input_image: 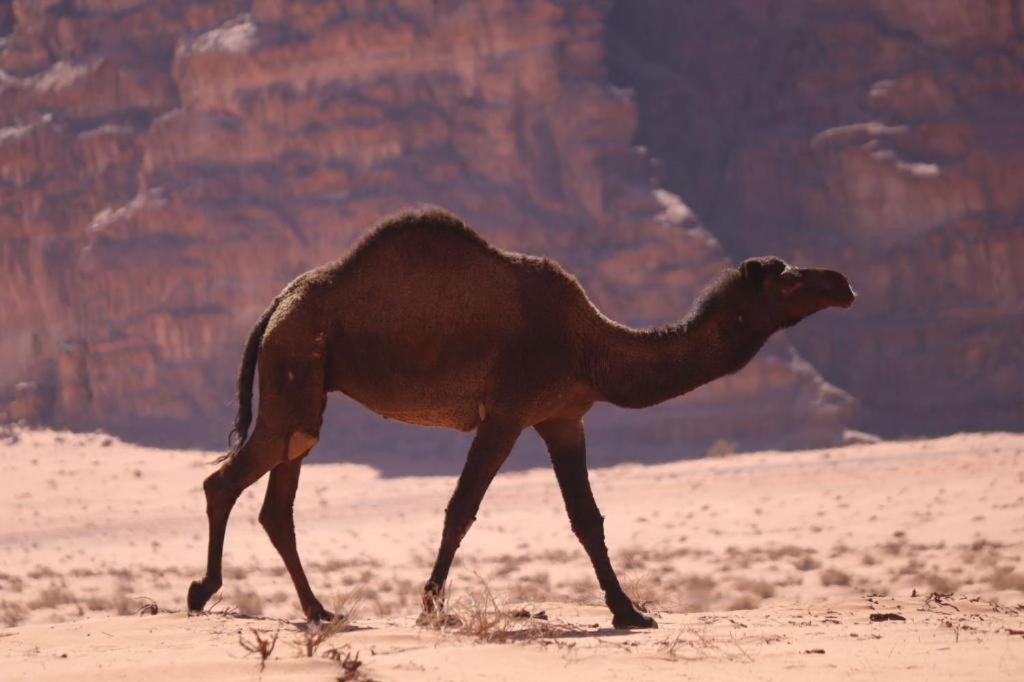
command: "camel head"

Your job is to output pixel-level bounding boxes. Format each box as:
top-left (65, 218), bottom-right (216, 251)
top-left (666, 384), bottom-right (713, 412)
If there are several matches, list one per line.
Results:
top-left (737, 256), bottom-right (855, 328)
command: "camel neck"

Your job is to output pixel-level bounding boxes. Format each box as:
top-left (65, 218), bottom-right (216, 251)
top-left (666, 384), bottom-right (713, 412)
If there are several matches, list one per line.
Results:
top-left (586, 298), bottom-right (776, 409)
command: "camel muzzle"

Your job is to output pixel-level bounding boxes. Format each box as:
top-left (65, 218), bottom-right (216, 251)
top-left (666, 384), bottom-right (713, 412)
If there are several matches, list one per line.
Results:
top-left (803, 268), bottom-right (856, 308)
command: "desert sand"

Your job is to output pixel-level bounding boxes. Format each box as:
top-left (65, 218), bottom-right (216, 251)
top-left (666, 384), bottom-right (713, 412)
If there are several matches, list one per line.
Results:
top-left (1, 428), bottom-right (1022, 680)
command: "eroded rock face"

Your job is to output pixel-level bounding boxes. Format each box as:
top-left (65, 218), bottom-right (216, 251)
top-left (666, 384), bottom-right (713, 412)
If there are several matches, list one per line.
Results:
top-left (0, 0), bottom-right (854, 468)
top-left (608, 0), bottom-right (1024, 436)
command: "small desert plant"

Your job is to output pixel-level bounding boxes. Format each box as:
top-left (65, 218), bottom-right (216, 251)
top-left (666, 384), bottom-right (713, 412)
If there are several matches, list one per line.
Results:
top-left (1, 600), bottom-right (28, 628)
top-left (990, 568), bottom-right (1024, 591)
top-left (820, 567), bottom-right (851, 587)
top-left (27, 582), bottom-right (78, 610)
top-left (705, 439), bottom-right (737, 458)
top-left (725, 594), bottom-right (761, 611)
top-left (327, 647), bottom-right (375, 681)
top-left (135, 597), bottom-right (159, 615)
top-left (623, 572), bottom-right (661, 614)
top-left (238, 627), bottom-right (279, 673)
top-left (732, 578), bottom-right (776, 599)
top-left (792, 556), bottom-right (821, 571)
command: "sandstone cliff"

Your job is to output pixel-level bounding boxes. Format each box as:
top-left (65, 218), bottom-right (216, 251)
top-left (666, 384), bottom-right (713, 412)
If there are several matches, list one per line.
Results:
top-left (608, 0), bottom-right (1024, 437)
top-left (0, 0), bottom-right (854, 470)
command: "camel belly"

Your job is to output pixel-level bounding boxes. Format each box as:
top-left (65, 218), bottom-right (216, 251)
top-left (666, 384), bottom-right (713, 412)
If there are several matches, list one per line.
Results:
top-left (338, 384), bottom-right (484, 432)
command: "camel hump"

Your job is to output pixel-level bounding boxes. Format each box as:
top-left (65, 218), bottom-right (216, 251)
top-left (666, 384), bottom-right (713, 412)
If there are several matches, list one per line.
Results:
top-left (353, 205), bottom-right (494, 256)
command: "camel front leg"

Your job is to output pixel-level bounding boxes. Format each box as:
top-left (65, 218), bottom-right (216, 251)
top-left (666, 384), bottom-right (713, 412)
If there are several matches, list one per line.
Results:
top-left (419, 417), bottom-right (521, 620)
top-left (536, 417), bottom-right (657, 629)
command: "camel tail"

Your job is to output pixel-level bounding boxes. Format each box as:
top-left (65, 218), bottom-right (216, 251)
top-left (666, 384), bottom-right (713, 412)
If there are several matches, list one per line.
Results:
top-left (215, 297), bottom-right (281, 464)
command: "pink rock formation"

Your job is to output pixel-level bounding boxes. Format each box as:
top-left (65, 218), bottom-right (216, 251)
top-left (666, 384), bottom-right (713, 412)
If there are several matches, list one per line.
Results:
top-left (608, 0), bottom-right (1024, 436)
top-left (0, 0), bottom-right (854, 467)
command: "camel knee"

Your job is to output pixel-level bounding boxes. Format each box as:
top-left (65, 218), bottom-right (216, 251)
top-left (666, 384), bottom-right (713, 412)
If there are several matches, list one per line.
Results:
top-left (203, 472), bottom-right (238, 515)
top-left (286, 431), bottom-right (318, 460)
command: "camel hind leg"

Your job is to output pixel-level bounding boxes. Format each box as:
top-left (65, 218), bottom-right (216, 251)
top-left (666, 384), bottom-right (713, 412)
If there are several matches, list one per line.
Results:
top-left (187, 422), bottom-right (287, 613)
top-left (259, 453), bottom-right (332, 621)
top-left (188, 325), bottom-right (328, 615)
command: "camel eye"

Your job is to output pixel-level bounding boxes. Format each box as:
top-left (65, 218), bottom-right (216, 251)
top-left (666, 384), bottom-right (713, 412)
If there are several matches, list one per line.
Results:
top-left (779, 268), bottom-right (804, 294)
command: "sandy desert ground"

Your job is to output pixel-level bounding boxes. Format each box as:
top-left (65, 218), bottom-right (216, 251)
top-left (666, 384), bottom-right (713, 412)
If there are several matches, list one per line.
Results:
top-left (1, 428), bottom-right (1023, 680)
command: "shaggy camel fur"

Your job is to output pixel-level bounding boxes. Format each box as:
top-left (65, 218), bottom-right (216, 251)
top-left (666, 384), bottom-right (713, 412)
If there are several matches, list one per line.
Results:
top-left (187, 206), bottom-right (855, 629)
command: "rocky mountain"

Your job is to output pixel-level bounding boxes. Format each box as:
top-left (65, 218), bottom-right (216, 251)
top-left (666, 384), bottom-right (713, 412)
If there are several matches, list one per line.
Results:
top-left (608, 0), bottom-right (1024, 437)
top-left (1, 0), bottom-right (872, 471)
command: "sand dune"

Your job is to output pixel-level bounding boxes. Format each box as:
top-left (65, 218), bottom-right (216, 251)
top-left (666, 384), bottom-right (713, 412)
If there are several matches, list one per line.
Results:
top-left (2, 429), bottom-right (1023, 680)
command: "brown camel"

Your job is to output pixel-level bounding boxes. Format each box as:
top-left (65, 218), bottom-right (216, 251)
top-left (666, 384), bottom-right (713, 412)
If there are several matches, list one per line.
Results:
top-left (186, 206), bottom-right (855, 629)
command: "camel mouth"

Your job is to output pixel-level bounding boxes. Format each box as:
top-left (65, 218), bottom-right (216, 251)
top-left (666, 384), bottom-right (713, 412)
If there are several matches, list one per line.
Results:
top-left (834, 285), bottom-right (856, 308)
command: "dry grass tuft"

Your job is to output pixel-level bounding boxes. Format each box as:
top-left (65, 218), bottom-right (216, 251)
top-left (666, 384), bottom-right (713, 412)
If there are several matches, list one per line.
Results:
top-left (659, 625), bottom-right (753, 662)
top-left (419, 579), bottom-right (575, 643)
top-left (295, 592), bottom-right (362, 658)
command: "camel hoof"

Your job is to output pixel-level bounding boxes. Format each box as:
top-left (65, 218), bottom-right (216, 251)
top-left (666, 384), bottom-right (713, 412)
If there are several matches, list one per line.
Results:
top-left (612, 610), bottom-right (658, 630)
top-left (307, 607), bottom-right (336, 624)
top-left (187, 579), bottom-right (216, 613)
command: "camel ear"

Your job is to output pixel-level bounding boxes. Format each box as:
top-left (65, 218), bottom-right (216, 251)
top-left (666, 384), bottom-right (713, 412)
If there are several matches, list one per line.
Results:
top-left (740, 259), bottom-right (766, 289)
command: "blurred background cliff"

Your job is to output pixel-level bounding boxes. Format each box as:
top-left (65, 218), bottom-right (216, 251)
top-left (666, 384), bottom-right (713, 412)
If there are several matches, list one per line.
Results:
top-left (0, 0), bottom-right (1020, 473)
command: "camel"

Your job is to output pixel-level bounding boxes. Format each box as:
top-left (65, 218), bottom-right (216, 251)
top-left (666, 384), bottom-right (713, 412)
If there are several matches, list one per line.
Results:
top-left (186, 206), bottom-right (856, 629)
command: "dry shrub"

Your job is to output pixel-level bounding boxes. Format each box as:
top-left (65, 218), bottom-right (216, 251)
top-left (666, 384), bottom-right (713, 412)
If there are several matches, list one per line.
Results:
top-left (327, 647), bottom-right (376, 682)
top-left (489, 555), bottom-right (519, 579)
top-left (861, 553), bottom-right (878, 566)
top-left (793, 556), bottom-right (821, 571)
top-left (724, 593), bottom-right (760, 611)
top-left (732, 577), bottom-right (776, 599)
top-left (666, 574), bottom-right (717, 613)
top-left (0, 572), bottom-right (25, 593)
top-left (659, 625), bottom-right (752, 662)
top-left (83, 595), bottom-right (113, 612)
top-left (990, 568), bottom-right (1024, 591)
top-left (229, 586), bottom-right (264, 616)
top-left (295, 591), bottom-right (362, 658)
top-left (924, 573), bottom-right (960, 594)
top-left (238, 627), bottom-right (279, 672)
top-left (419, 580), bottom-right (575, 643)
top-left (509, 571), bottom-right (551, 602)
top-left (618, 546), bottom-right (649, 571)
top-left (622, 572), bottom-right (661, 614)
top-left (879, 539), bottom-right (905, 556)
top-left (705, 440), bottom-right (737, 458)
top-left (1, 600), bottom-right (28, 628)
top-left (27, 583), bottom-right (78, 610)
top-left (265, 590), bottom-right (290, 605)
top-left (820, 567), bottom-right (851, 587)
top-left (766, 545), bottom-right (815, 561)
top-left (27, 566), bottom-right (59, 580)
